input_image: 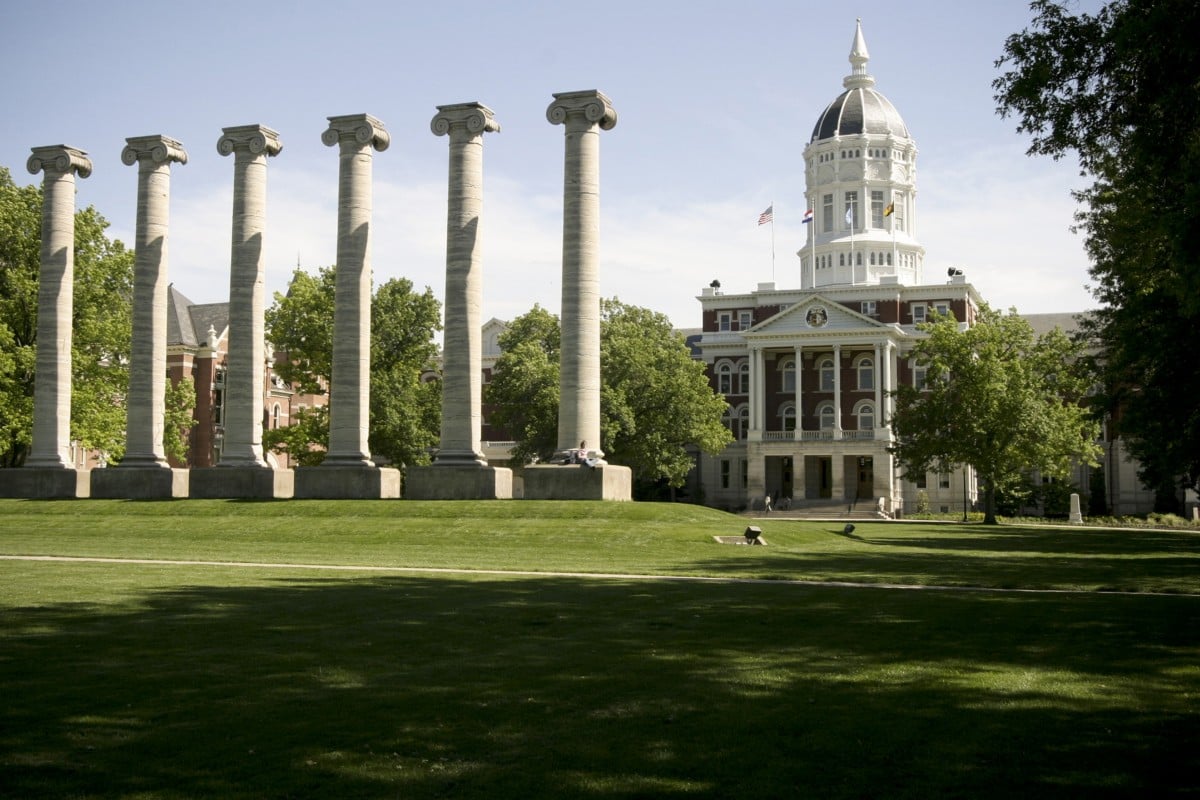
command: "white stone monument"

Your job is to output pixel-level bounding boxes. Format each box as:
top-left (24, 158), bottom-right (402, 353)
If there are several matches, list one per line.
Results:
top-left (190, 125), bottom-right (293, 499)
top-left (523, 90), bottom-right (631, 501)
top-left (0, 145), bottom-right (93, 498)
top-left (294, 114), bottom-right (400, 498)
top-left (93, 135), bottom-right (190, 499)
top-left (406, 102), bottom-right (512, 499)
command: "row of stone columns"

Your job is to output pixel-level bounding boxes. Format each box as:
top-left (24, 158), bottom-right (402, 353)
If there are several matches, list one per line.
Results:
top-left (2, 90), bottom-right (631, 501)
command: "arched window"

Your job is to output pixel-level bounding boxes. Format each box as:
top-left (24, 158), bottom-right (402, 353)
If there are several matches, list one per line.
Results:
top-left (780, 358), bottom-right (796, 393)
top-left (737, 361), bottom-right (750, 394)
top-left (855, 401), bottom-right (875, 431)
top-left (857, 357), bottom-right (874, 391)
top-left (818, 402), bottom-right (837, 430)
top-left (272, 403), bottom-right (281, 429)
top-left (722, 404), bottom-right (750, 440)
top-left (716, 361), bottom-right (733, 395)
top-left (819, 358), bottom-right (835, 392)
top-left (779, 402), bottom-right (796, 432)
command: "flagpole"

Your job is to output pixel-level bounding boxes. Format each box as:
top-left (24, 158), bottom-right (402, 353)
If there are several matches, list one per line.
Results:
top-left (808, 198), bottom-right (815, 289)
top-left (771, 201), bottom-right (776, 282)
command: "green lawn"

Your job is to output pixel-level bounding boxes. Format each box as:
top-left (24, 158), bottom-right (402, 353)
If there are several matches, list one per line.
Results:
top-left (1, 500), bottom-right (1197, 798)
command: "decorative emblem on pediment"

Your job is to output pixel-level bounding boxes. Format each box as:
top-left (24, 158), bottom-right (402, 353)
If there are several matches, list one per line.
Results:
top-left (805, 306), bottom-right (829, 328)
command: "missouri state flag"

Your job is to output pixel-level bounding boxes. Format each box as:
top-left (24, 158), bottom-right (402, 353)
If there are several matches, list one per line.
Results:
top-left (802, 208), bottom-right (814, 224)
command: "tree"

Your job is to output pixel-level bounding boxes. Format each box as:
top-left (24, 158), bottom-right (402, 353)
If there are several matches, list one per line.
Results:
top-left (263, 266), bottom-right (442, 468)
top-left (993, 0), bottom-right (1200, 506)
top-left (0, 166), bottom-right (133, 467)
top-left (598, 299), bottom-right (732, 491)
top-left (889, 308), bottom-right (1101, 524)
top-left (486, 300), bottom-right (732, 493)
top-left (163, 374), bottom-right (195, 465)
top-left (484, 305), bottom-right (561, 464)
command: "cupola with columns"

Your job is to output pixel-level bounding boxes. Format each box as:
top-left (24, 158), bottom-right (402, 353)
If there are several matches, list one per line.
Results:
top-left (798, 19), bottom-right (925, 289)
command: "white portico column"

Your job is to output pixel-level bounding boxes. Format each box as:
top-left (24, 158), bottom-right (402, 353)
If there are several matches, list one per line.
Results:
top-left (25, 145), bottom-right (92, 469)
top-left (794, 345), bottom-right (804, 438)
top-left (119, 136), bottom-right (188, 467)
top-left (432, 103), bottom-right (499, 466)
top-left (547, 90), bottom-right (617, 459)
top-left (874, 342), bottom-right (883, 431)
top-left (215, 125), bottom-right (281, 467)
top-left (322, 114), bottom-right (388, 467)
top-left (833, 344), bottom-right (843, 434)
top-left (748, 346), bottom-right (765, 435)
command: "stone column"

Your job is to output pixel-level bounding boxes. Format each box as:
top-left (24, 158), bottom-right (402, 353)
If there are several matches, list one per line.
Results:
top-left (190, 125), bottom-right (291, 499)
top-left (1, 146), bottom-right (94, 498)
top-left (294, 115), bottom-right (401, 499)
top-left (523, 91), bottom-right (629, 501)
top-left (432, 103), bottom-right (498, 466)
top-left (26, 146), bottom-right (92, 470)
top-left (216, 125), bottom-right (280, 467)
top-left (405, 104), bottom-right (511, 500)
top-left (794, 346), bottom-right (804, 439)
top-left (93, 137), bottom-right (190, 498)
top-left (547, 90), bottom-right (616, 458)
top-left (122, 136), bottom-right (189, 466)
top-left (323, 114), bottom-right (388, 467)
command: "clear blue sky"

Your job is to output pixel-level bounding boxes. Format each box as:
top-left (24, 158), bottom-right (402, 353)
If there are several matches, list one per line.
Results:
top-left (1, 0), bottom-right (1102, 329)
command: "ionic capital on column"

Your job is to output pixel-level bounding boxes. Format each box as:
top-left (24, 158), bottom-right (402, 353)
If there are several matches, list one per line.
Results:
top-left (546, 90), bottom-right (617, 131)
top-left (121, 135), bottom-right (188, 168)
top-left (431, 102), bottom-right (500, 141)
top-left (27, 145), bottom-right (92, 178)
top-left (217, 124), bottom-right (282, 159)
top-left (322, 114), bottom-right (389, 152)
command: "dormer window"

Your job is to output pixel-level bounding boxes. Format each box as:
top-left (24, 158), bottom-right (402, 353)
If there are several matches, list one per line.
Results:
top-left (861, 301), bottom-right (877, 317)
top-left (738, 310), bottom-right (752, 330)
top-left (718, 312), bottom-right (731, 332)
top-left (912, 303), bottom-right (927, 324)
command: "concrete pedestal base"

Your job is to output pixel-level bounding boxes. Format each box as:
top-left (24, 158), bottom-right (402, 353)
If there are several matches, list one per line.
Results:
top-left (522, 463), bottom-right (632, 501)
top-left (0, 468), bottom-right (90, 499)
top-left (293, 465), bottom-right (401, 499)
top-left (404, 465), bottom-right (513, 500)
top-left (91, 466), bottom-right (189, 499)
top-left (188, 466), bottom-right (294, 499)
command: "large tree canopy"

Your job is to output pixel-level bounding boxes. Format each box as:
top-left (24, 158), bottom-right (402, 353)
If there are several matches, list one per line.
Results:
top-left (0, 166), bottom-right (133, 467)
top-left (263, 266), bottom-right (442, 468)
top-left (486, 299), bottom-right (732, 493)
top-left (889, 308), bottom-right (1100, 524)
top-left (994, 0), bottom-right (1200, 505)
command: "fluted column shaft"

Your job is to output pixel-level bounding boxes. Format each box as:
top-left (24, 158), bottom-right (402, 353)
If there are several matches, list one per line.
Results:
top-left (26, 145), bottom-right (92, 468)
top-left (547, 90), bottom-right (617, 457)
top-left (216, 125), bottom-right (281, 467)
top-left (322, 114), bottom-right (389, 466)
top-left (120, 135), bottom-right (188, 467)
top-left (432, 103), bottom-right (499, 465)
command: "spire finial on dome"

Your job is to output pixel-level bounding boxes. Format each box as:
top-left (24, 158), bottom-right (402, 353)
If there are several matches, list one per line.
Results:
top-left (844, 18), bottom-right (876, 90)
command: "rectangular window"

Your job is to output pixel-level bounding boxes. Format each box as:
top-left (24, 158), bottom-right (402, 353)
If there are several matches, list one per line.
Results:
top-left (738, 310), bottom-right (752, 330)
top-left (720, 460), bottom-right (731, 489)
top-left (912, 303), bottom-right (927, 324)
top-left (740, 459), bottom-right (748, 489)
top-left (822, 193), bottom-right (834, 233)
top-left (935, 302), bottom-right (950, 318)
top-left (861, 301), bottom-right (877, 316)
top-left (894, 194), bottom-right (906, 233)
top-left (871, 190), bottom-right (884, 229)
top-left (718, 312), bottom-right (731, 332)
top-left (915, 473), bottom-right (927, 489)
top-left (939, 473), bottom-right (951, 489)
top-left (913, 366), bottom-right (928, 391)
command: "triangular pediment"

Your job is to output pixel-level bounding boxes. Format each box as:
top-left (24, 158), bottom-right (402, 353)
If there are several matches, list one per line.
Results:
top-left (745, 295), bottom-right (889, 337)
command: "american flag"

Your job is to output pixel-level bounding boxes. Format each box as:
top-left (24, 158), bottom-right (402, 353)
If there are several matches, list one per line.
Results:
top-left (757, 205), bottom-right (773, 225)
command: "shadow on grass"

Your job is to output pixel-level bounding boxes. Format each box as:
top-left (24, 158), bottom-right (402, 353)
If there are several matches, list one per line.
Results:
top-left (701, 523), bottom-right (1200, 593)
top-left (2, 569), bottom-right (1198, 799)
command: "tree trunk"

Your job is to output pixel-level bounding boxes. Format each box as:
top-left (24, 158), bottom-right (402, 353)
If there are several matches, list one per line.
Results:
top-left (983, 476), bottom-right (999, 525)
